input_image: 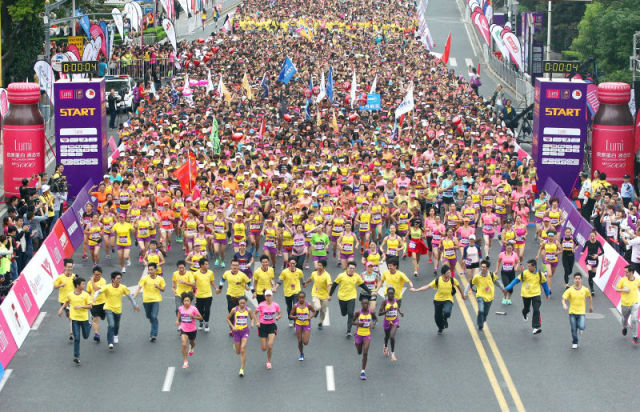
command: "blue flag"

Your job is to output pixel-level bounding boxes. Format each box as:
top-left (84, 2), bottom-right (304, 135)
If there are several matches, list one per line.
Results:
top-left (260, 72), bottom-right (269, 98)
top-left (100, 21), bottom-right (109, 58)
top-left (76, 9), bottom-right (91, 39)
top-left (326, 66), bottom-right (334, 104)
top-left (277, 56), bottom-right (297, 84)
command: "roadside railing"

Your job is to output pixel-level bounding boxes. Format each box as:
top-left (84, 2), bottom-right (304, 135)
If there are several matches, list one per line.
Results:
top-left (107, 58), bottom-right (176, 80)
top-left (484, 45), bottom-right (535, 106)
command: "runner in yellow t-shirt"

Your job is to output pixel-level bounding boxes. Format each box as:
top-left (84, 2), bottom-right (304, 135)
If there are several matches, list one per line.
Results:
top-left (92, 271), bottom-right (140, 349)
top-left (614, 265), bottom-right (640, 344)
top-left (562, 273), bottom-right (593, 348)
top-left (58, 277), bottom-right (93, 363)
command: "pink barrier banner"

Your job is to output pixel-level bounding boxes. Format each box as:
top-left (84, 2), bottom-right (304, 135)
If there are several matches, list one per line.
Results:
top-left (21, 247), bottom-right (56, 309)
top-left (0, 290), bottom-right (31, 347)
top-left (70, 179), bottom-right (95, 223)
top-left (0, 311), bottom-right (19, 368)
top-left (52, 220), bottom-right (74, 258)
top-left (10, 277), bottom-right (39, 326)
top-left (42, 232), bottom-right (66, 274)
top-left (59, 210), bottom-right (84, 250)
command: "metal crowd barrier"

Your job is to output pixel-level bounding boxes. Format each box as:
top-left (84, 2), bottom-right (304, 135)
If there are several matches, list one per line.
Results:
top-left (107, 58), bottom-right (175, 80)
top-left (484, 45), bottom-right (535, 106)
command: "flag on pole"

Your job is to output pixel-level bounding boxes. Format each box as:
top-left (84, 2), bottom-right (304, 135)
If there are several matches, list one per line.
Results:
top-left (206, 69), bottom-right (214, 93)
top-left (326, 66), bottom-right (334, 104)
top-left (218, 75), bottom-right (231, 104)
top-left (173, 153), bottom-right (198, 194)
top-left (395, 81), bottom-right (415, 118)
top-left (242, 72), bottom-right (253, 100)
top-left (442, 32), bottom-right (452, 65)
top-left (258, 117), bottom-right (266, 139)
top-left (210, 117), bottom-right (220, 155)
top-left (260, 72), bottom-right (269, 98)
top-left (350, 69), bottom-right (357, 108)
top-left (316, 109), bottom-right (322, 126)
top-left (297, 18), bottom-right (313, 42)
top-left (316, 71), bottom-right (326, 103)
top-left (277, 56), bottom-right (297, 84)
top-left (332, 111), bottom-right (339, 132)
top-left (370, 75), bottom-right (377, 95)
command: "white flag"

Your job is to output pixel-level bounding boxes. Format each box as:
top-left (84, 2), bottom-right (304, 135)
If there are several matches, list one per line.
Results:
top-left (207, 69), bottom-right (214, 93)
top-left (350, 69), bottom-right (357, 108)
top-left (163, 19), bottom-right (177, 52)
top-left (112, 9), bottom-right (124, 39)
top-left (370, 75), bottom-right (377, 95)
top-left (315, 71), bottom-right (326, 103)
top-left (395, 81), bottom-right (415, 118)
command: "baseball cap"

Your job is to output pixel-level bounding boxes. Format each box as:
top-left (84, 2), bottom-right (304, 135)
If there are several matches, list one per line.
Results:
top-left (264, 289), bottom-right (273, 296)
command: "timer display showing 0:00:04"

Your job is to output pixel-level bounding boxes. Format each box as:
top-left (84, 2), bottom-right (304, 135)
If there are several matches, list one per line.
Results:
top-left (542, 61), bottom-right (579, 74)
top-left (61, 61), bottom-right (98, 73)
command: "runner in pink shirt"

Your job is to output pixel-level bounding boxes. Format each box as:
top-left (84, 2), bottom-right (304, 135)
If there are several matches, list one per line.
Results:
top-left (255, 289), bottom-right (282, 369)
top-left (497, 243), bottom-right (520, 305)
top-left (176, 292), bottom-right (203, 369)
top-left (480, 205), bottom-right (499, 257)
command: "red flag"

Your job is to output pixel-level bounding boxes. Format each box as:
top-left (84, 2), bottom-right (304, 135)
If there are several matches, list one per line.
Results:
top-left (259, 117), bottom-right (266, 139)
top-left (442, 32), bottom-right (452, 65)
top-left (173, 156), bottom-right (197, 195)
top-left (477, 62), bottom-right (481, 76)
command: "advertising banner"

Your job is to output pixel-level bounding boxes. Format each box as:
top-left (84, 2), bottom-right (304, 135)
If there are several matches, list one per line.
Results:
top-left (10, 276), bottom-right (38, 326)
top-left (42, 231), bottom-right (66, 273)
top-left (359, 94), bottom-right (381, 111)
top-left (54, 79), bottom-right (107, 198)
top-left (59, 210), bottom-right (84, 250)
top-left (532, 79), bottom-right (588, 197)
top-left (51, 220), bottom-right (74, 259)
top-left (21, 247), bottom-right (56, 309)
top-left (67, 36), bottom-right (85, 57)
top-left (0, 311), bottom-right (19, 368)
top-left (0, 291), bottom-right (30, 348)
top-left (70, 180), bottom-right (94, 222)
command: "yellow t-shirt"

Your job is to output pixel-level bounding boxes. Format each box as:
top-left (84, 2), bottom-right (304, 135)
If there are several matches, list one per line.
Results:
top-left (311, 271), bottom-right (332, 300)
top-left (562, 285), bottom-right (590, 314)
top-left (65, 291), bottom-right (91, 321)
top-left (617, 277), bottom-right (640, 306)
top-left (253, 267), bottom-right (275, 295)
top-left (223, 271), bottom-right (250, 298)
top-left (279, 268), bottom-right (304, 297)
top-left (517, 270), bottom-right (547, 298)
top-left (334, 273), bottom-right (364, 301)
top-left (194, 270), bottom-right (215, 298)
top-left (138, 275), bottom-right (166, 303)
top-left (101, 284), bottom-right (132, 314)
top-left (86, 277), bottom-right (107, 305)
top-left (172, 270), bottom-right (195, 296)
top-left (113, 222), bottom-right (133, 246)
top-left (381, 270), bottom-right (409, 299)
top-left (429, 276), bottom-right (460, 302)
top-left (472, 272), bottom-right (498, 302)
top-left (55, 273), bottom-right (76, 303)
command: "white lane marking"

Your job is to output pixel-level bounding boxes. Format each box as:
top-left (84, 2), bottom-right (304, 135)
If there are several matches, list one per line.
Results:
top-left (610, 307), bottom-right (622, 323)
top-left (465, 58), bottom-right (474, 68)
top-left (245, 290), bottom-right (259, 309)
top-left (449, 57), bottom-right (458, 67)
top-left (325, 365), bottom-right (335, 392)
top-left (31, 312), bottom-right (47, 331)
top-left (0, 369), bottom-right (13, 393)
top-left (162, 367), bottom-right (176, 392)
top-left (323, 307), bottom-right (331, 326)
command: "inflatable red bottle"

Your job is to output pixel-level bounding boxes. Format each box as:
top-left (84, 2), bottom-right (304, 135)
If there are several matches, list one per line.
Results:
top-left (2, 83), bottom-right (45, 196)
top-left (591, 82), bottom-right (634, 186)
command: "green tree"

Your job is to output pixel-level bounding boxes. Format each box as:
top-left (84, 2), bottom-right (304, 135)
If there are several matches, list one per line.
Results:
top-left (519, 0), bottom-right (586, 53)
top-left (1, 0), bottom-right (45, 85)
top-left (571, 0), bottom-right (640, 82)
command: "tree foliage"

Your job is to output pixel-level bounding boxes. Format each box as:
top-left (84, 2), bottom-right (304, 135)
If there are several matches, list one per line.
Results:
top-left (1, 0), bottom-right (45, 84)
top-left (570, 0), bottom-right (640, 82)
top-left (518, 0), bottom-right (586, 53)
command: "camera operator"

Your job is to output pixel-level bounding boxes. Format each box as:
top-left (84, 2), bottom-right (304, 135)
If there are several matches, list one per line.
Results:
top-left (24, 198), bottom-right (49, 252)
top-left (108, 88), bottom-right (120, 129)
top-left (49, 163), bottom-right (69, 225)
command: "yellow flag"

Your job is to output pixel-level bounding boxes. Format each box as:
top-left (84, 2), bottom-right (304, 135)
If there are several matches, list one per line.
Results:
top-left (219, 76), bottom-right (232, 104)
top-left (242, 73), bottom-right (253, 100)
top-left (298, 18), bottom-right (313, 42)
top-left (316, 109), bottom-right (322, 127)
top-left (332, 111), bottom-right (338, 132)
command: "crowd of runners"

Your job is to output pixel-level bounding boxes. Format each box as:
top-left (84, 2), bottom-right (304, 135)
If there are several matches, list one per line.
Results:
top-left (50, 0), bottom-right (640, 379)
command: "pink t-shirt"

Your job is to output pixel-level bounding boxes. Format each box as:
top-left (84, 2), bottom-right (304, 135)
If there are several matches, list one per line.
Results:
top-left (499, 252), bottom-right (518, 272)
top-left (179, 305), bottom-right (201, 332)
top-left (256, 302), bottom-right (280, 324)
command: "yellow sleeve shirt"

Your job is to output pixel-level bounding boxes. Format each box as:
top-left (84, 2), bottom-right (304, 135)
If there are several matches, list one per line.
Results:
top-left (562, 286), bottom-right (590, 315)
top-left (173, 271), bottom-right (195, 296)
top-left (517, 270), bottom-right (546, 298)
top-left (139, 275), bottom-right (165, 303)
top-left (86, 278), bottom-right (107, 305)
top-left (194, 270), bottom-right (215, 298)
top-left (223, 271), bottom-right (250, 298)
top-left (472, 273), bottom-right (498, 302)
top-left (279, 268), bottom-right (304, 297)
top-left (103, 284), bottom-right (132, 314)
top-left (253, 267), bottom-right (275, 295)
top-left (311, 271), bottom-right (332, 300)
top-left (617, 278), bottom-right (640, 307)
top-left (55, 274), bottom-right (76, 303)
top-left (429, 276), bottom-right (460, 302)
top-left (66, 291), bottom-right (91, 321)
top-left (334, 273), bottom-right (363, 301)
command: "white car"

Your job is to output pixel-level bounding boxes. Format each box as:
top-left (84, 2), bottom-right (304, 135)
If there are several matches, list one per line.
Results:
top-left (105, 75), bottom-right (136, 112)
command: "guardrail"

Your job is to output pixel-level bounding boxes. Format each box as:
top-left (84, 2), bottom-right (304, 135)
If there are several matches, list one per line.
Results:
top-left (107, 58), bottom-right (176, 80)
top-left (484, 45), bottom-right (535, 106)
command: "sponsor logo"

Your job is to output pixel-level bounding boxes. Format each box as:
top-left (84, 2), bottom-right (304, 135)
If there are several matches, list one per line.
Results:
top-left (572, 89), bottom-right (583, 100)
top-left (59, 90), bottom-right (74, 100)
top-left (75, 89), bottom-right (83, 100)
top-left (562, 90), bottom-right (570, 99)
top-left (85, 89), bottom-right (96, 99)
top-left (546, 89), bottom-right (560, 99)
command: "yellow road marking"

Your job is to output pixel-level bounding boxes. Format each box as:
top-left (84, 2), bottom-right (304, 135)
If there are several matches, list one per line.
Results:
top-left (456, 264), bottom-right (526, 412)
top-left (454, 289), bottom-right (510, 412)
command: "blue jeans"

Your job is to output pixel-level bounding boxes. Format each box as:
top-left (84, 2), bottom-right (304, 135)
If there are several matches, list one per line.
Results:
top-left (143, 302), bottom-right (159, 337)
top-left (72, 320), bottom-right (91, 357)
top-left (434, 300), bottom-right (453, 330)
top-left (569, 314), bottom-right (585, 344)
top-left (105, 310), bottom-right (121, 345)
top-left (476, 298), bottom-right (492, 329)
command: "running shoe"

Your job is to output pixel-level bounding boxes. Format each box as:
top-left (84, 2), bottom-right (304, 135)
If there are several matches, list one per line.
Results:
top-left (114, 336), bottom-right (119, 344)
top-left (572, 344), bottom-right (578, 349)
top-left (383, 346), bottom-right (389, 357)
top-left (127, 259), bottom-right (131, 266)
top-left (299, 354), bottom-right (304, 361)
top-left (437, 329), bottom-right (443, 335)
top-left (220, 262), bottom-right (226, 268)
top-left (318, 323), bottom-right (323, 330)
top-left (198, 322), bottom-right (203, 330)
top-left (346, 332), bottom-right (353, 339)
top-left (82, 254), bottom-right (88, 260)
top-left (73, 357), bottom-right (80, 364)
top-left (109, 343), bottom-right (114, 350)
top-left (122, 267), bottom-right (127, 273)
top-left (150, 336), bottom-right (157, 342)
top-left (183, 361), bottom-right (189, 369)
top-left (414, 272), bottom-right (419, 278)
top-left (501, 298), bottom-right (507, 305)
top-left (634, 337), bottom-right (640, 345)
top-left (214, 258), bottom-right (220, 266)
top-left (204, 323), bottom-right (210, 332)
top-left (391, 353), bottom-right (397, 362)
top-left (533, 328), bottom-right (542, 335)
top-left (304, 263), bottom-right (309, 269)
top-left (176, 236), bottom-right (183, 243)
top-left (93, 333), bottom-right (100, 343)
top-left (69, 333), bottom-right (74, 341)
top-left (189, 348), bottom-right (194, 357)
top-left (623, 327), bottom-right (628, 336)
top-left (443, 319), bottom-right (448, 329)
top-left (239, 369), bottom-right (244, 377)
top-left (266, 362), bottom-right (272, 370)
top-left (507, 299), bottom-right (512, 305)
top-left (522, 312), bottom-right (528, 321)
top-left (360, 371), bottom-right (367, 380)
top-left (289, 320), bottom-right (294, 328)
top-left (168, 243), bottom-right (171, 251)
top-left (428, 258), bottom-right (432, 264)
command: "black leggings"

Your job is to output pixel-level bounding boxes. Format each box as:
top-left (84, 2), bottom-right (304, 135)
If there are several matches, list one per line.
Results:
top-left (195, 296), bottom-right (212, 322)
top-left (339, 299), bottom-right (356, 333)
top-left (285, 294), bottom-right (299, 320)
top-left (587, 270), bottom-right (596, 292)
top-left (562, 254), bottom-right (575, 285)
